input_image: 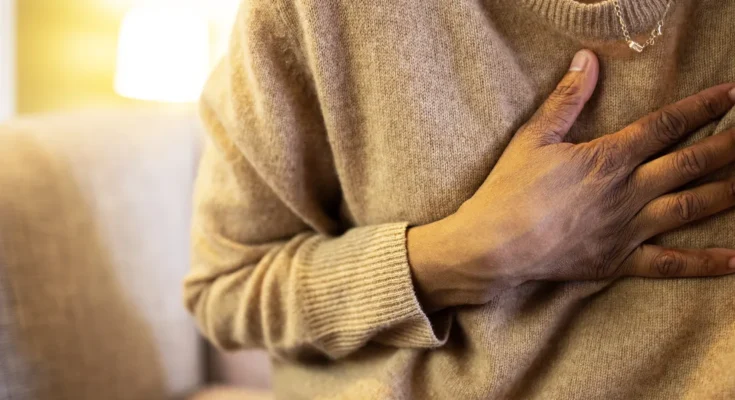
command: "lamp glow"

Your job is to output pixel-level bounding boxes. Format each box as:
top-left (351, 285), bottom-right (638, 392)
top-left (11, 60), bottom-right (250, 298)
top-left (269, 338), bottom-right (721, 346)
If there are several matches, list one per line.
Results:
top-left (114, 5), bottom-right (210, 103)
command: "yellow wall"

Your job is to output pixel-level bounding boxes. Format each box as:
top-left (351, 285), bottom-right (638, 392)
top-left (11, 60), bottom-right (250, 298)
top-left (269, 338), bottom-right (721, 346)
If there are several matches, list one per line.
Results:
top-left (16, 0), bottom-right (238, 115)
top-left (17, 0), bottom-right (139, 114)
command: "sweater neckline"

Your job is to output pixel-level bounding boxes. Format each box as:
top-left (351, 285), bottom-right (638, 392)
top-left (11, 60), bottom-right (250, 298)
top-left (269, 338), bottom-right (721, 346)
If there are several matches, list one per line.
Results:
top-left (521, 0), bottom-right (670, 39)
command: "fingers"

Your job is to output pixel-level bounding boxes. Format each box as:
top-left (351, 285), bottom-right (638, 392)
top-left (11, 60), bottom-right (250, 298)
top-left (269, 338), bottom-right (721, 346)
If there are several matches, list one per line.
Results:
top-left (622, 245), bottom-right (735, 278)
top-left (632, 128), bottom-right (735, 197)
top-left (633, 178), bottom-right (735, 240)
top-left (517, 49), bottom-right (599, 147)
top-left (611, 83), bottom-right (735, 166)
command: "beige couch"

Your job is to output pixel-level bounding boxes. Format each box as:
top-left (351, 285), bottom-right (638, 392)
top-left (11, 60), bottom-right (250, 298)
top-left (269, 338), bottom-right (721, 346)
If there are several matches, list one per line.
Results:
top-left (0, 108), bottom-right (272, 400)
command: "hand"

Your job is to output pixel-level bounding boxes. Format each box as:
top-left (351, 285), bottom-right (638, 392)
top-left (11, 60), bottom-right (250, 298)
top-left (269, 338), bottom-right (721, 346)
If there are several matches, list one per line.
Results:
top-left (408, 50), bottom-right (735, 312)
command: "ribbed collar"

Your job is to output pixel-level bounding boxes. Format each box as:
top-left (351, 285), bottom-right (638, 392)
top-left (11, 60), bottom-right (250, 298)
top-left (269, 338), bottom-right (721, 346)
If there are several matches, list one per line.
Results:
top-left (522, 0), bottom-right (670, 39)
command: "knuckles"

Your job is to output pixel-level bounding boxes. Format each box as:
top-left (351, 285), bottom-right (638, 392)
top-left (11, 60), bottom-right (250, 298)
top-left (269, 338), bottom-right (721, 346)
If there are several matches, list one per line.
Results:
top-left (696, 254), bottom-right (717, 276)
top-left (671, 191), bottom-right (705, 222)
top-left (693, 94), bottom-right (721, 120)
top-left (653, 107), bottom-right (688, 144)
top-left (674, 147), bottom-right (710, 178)
top-left (550, 83), bottom-right (583, 102)
top-left (652, 250), bottom-right (687, 277)
top-left (578, 140), bottom-right (629, 180)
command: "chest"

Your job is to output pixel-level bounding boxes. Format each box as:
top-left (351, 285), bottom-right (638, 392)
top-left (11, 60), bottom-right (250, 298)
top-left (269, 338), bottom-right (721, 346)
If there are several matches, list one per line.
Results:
top-left (304, 1), bottom-right (735, 226)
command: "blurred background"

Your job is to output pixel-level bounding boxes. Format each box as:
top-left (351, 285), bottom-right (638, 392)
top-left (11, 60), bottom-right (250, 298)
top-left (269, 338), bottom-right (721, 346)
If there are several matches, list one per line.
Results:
top-left (1, 0), bottom-right (239, 120)
top-left (0, 1), bottom-right (275, 399)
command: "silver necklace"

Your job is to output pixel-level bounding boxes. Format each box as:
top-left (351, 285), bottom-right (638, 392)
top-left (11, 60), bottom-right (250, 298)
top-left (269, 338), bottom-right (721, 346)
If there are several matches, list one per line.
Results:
top-left (613, 0), bottom-right (674, 52)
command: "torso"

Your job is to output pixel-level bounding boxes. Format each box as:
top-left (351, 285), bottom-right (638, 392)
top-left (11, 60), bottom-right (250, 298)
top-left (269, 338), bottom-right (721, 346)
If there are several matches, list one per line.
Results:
top-left (277, 1), bottom-right (735, 398)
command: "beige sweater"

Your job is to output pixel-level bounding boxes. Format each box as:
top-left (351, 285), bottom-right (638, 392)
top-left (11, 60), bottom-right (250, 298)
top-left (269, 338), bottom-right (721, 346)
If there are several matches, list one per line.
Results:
top-left (184, 0), bottom-right (735, 398)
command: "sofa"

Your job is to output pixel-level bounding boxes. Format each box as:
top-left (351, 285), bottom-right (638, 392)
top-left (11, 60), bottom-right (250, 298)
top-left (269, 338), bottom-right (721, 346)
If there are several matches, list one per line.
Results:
top-left (0, 107), bottom-right (272, 400)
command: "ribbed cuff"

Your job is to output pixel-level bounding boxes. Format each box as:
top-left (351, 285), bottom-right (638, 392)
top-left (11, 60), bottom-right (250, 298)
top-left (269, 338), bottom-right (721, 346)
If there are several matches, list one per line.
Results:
top-left (297, 222), bottom-right (451, 359)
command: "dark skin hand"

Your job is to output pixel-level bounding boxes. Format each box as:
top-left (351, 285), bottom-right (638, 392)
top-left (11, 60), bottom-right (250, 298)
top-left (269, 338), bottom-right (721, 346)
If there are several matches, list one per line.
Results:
top-left (408, 50), bottom-right (735, 312)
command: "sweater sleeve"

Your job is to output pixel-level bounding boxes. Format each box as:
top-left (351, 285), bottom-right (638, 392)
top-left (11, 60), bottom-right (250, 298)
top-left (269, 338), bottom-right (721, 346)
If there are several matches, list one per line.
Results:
top-left (183, 0), bottom-right (451, 360)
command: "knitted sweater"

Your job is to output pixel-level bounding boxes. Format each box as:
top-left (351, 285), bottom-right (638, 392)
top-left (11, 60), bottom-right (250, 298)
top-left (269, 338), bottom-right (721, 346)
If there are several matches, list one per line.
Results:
top-left (184, 0), bottom-right (735, 398)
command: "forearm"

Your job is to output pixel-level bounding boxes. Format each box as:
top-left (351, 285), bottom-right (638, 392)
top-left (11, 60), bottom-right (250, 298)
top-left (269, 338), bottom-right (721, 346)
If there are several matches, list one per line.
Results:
top-left (186, 222), bottom-right (451, 360)
top-left (186, 139), bottom-right (453, 359)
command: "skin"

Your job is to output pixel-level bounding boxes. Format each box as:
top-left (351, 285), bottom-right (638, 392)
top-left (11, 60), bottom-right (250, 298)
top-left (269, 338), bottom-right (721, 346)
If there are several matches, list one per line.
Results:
top-left (408, 50), bottom-right (735, 312)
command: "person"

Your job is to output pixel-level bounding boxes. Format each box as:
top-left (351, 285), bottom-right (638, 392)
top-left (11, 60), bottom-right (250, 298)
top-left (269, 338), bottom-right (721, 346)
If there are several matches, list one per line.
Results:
top-left (183, 0), bottom-right (735, 398)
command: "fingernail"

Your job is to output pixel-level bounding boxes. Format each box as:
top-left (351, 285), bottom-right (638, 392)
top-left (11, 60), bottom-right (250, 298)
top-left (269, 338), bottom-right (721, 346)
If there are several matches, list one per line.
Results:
top-left (569, 50), bottom-right (590, 72)
top-left (728, 87), bottom-right (735, 102)
top-left (729, 257), bottom-right (735, 269)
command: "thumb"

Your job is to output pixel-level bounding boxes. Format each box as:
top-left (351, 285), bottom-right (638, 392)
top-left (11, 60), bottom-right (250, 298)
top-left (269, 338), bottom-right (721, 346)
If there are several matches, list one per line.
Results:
top-left (522, 49), bottom-right (599, 146)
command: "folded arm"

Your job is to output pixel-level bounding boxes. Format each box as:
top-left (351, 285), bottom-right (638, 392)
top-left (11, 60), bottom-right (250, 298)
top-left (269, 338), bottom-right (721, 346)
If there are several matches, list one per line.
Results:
top-left (183, 0), bottom-right (450, 361)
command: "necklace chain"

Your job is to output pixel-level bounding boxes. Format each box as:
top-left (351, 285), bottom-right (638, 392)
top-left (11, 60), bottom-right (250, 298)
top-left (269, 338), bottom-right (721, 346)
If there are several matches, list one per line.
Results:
top-left (613, 0), bottom-right (673, 52)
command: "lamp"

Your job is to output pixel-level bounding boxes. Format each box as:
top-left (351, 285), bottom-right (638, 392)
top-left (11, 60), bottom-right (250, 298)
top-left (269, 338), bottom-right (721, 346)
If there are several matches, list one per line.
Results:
top-left (114, 4), bottom-right (210, 103)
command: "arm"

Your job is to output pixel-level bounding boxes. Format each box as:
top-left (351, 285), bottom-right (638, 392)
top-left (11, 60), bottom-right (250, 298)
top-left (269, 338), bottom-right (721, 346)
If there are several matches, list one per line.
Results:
top-left (408, 51), bottom-right (735, 311)
top-left (183, 0), bottom-right (450, 361)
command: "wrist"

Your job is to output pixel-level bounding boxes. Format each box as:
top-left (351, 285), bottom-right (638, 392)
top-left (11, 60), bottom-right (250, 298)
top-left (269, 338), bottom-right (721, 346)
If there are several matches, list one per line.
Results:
top-left (407, 213), bottom-right (494, 311)
top-left (406, 219), bottom-right (452, 313)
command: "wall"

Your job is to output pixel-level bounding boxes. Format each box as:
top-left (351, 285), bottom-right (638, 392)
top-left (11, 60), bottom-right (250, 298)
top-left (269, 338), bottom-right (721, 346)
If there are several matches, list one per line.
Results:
top-left (16, 0), bottom-right (140, 114)
top-left (15, 0), bottom-right (238, 115)
top-left (0, 0), bottom-right (15, 120)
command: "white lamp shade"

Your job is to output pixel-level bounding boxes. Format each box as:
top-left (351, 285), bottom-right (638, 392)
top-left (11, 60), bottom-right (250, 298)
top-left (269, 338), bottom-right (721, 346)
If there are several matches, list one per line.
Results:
top-left (115, 5), bottom-right (210, 103)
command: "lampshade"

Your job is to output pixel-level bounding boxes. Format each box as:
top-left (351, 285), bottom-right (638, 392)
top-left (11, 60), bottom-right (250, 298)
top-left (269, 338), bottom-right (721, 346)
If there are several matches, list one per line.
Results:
top-left (114, 4), bottom-right (210, 103)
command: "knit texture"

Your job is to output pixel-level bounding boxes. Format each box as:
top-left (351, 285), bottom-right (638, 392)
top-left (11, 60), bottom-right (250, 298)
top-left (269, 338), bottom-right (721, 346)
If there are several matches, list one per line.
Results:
top-left (523, 0), bottom-right (670, 37)
top-left (184, 0), bottom-right (735, 398)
